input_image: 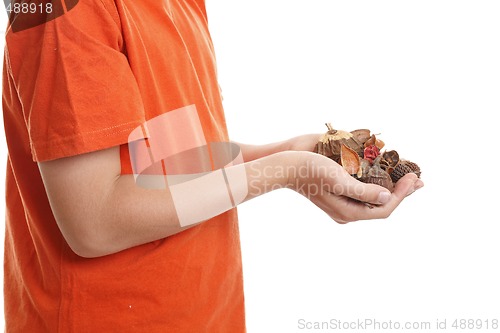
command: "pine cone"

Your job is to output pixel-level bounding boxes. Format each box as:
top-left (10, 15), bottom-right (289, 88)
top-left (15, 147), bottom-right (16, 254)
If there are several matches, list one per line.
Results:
top-left (390, 160), bottom-right (421, 183)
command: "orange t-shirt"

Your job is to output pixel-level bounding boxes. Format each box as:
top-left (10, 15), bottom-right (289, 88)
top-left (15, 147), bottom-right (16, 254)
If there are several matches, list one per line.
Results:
top-left (2, 1), bottom-right (245, 332)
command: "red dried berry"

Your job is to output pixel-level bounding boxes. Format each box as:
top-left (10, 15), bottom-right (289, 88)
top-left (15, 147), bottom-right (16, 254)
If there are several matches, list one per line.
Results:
top-left (363, 145), bottom-right (380, 164)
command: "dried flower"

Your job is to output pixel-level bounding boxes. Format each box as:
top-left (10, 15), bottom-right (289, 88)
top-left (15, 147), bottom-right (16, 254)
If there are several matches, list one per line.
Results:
top-left (363, 145), bottom-right (380, 164)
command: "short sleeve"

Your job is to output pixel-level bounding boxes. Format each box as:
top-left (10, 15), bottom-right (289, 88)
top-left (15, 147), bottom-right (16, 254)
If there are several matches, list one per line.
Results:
top-left (4, 0), bottom-right (146, 162)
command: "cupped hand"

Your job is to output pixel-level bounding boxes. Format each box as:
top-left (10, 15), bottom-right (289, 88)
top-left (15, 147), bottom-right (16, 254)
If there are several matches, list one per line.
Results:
top-left (286, 134), bottom-right (322, 152)
top-left (289, 152), bottom-right (424, 223)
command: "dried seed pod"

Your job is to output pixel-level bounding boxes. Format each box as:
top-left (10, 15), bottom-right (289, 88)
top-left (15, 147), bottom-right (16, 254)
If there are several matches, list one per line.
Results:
top-left (360, 162), bottom-right (394, 192)
top-left (314, 123), bottom-right (364, 159)
top-left (350, 129), bottom-right (371, 146)
top-left (390, 160), bottom-right (421, 183)
top-left (382, 150), bottom-right (400, 168)
top-left (340, 144), bottom-right (361, 176)
top-left (379, 159), bottom-right (391, 172)
top-left (364, 134), bottom-right (385, 149)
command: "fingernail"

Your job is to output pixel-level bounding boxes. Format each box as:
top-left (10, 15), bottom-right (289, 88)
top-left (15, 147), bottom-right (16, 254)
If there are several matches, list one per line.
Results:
top-left (407, 179), bottom-right (424, 196)
top-left (406, 187), bottom-right (416, 196)
top-left (378, 191), bottom-right (391, 204)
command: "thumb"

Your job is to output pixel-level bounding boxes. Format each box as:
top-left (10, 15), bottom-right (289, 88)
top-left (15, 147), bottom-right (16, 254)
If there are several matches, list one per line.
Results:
top-left (331, 173), bottom-right (393, 205)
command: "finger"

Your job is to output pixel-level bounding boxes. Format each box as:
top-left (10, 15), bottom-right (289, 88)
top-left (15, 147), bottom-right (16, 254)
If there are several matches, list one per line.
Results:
top-left (368, 173), bottom-right (423, 219)
top-left (312, 193), bottom-right (366, 224)
top-left (391, 173), bottom-right (423, 201)
top-left (329, 172), bottom-right (393, 205)
top-left (327, 173), bottom-right (423, 222)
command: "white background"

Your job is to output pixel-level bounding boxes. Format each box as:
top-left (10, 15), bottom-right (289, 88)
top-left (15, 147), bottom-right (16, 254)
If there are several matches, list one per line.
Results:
top-left (2, 1), bottom-right (500, 332)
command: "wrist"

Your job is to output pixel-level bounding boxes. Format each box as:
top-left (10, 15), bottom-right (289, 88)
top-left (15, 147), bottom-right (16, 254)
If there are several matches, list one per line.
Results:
top-left (283, 151), bottom-right (315, 191)
top-left (245, 151), bottom-right (301, 199)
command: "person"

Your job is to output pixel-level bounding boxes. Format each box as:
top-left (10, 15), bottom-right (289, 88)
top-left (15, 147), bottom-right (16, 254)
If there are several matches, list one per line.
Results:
top-left (2, 0), bottom-right (423, 332)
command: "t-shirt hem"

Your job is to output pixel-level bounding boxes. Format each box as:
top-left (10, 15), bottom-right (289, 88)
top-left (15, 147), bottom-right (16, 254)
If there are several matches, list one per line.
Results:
top-left (31, 120), bottom-right (144, 162)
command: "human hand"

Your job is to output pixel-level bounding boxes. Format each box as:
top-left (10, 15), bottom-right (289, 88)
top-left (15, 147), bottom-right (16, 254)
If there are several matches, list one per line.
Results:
top-left (288, 152), bottom-right (423, 223)
top-left (285, 134), bottom-right (322, 152)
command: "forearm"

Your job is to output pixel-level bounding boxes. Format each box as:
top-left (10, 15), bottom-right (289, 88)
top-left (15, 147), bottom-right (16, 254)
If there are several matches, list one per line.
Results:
top-left (43, 148), bottom-right (296, 258)
top-left (89, 137), bottom-right (315, 256)
top-left (237, 134), bottom-right (319, 162)
top-left (237, 141), bottom-right (290, 162)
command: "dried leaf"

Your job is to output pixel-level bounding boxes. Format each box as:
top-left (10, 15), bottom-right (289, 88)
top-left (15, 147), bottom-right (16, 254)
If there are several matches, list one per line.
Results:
top-left (340, 144), bottom-right (361, 175)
